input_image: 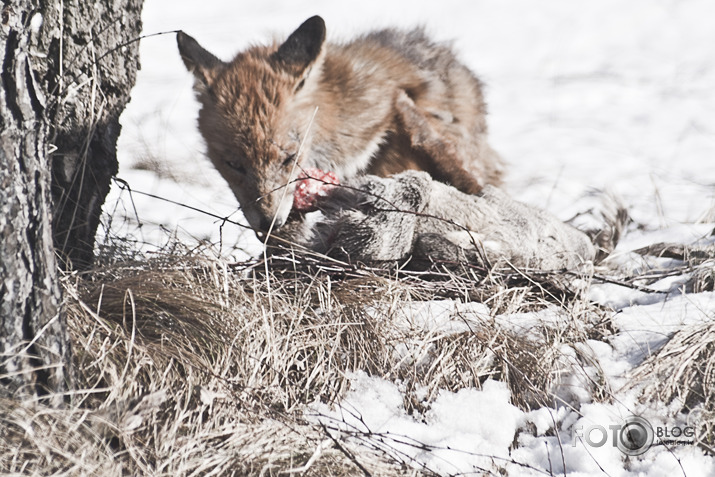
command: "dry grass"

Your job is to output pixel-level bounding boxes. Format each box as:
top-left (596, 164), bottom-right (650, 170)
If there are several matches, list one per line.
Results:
top-left (619, 241), bottom-right (715, 453)
top-left (632, 241), bottom-right (715, 293)
top-left (2, 251), bottom-right (406, 475)
top-left (631, 320), bottom-right (715, 453)
top-left (1, 237), bottom-right (712, 475)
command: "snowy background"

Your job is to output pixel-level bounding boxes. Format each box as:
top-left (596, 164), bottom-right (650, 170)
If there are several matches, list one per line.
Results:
top-left (111, 0), bottom-right (715, 475)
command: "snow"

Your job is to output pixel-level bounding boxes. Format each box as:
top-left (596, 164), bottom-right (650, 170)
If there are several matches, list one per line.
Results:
top-left (608, 291), bottom-right (715, 370)
top-left (113, 0), bottom-right (715, 474)
top-left (313, 374), bottom-right (525, 474)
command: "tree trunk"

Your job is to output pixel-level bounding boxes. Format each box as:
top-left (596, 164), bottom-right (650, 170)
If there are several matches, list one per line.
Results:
top-left (1, 0), bottom-right (68, 405)
top-left (0, 0), bottom-right (143, 403)
top-left (49, 0), bottom-right (143, 270)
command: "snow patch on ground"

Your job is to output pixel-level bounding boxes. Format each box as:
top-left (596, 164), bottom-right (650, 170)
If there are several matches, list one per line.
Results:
top-left (312, 374), bottom-right (524, 474)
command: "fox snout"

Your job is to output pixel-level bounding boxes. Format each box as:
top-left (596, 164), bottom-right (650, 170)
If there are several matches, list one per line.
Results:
top-left (239, 181), bottom-right (296, 236)
top-left (243, 191), bottom-right (293, 233)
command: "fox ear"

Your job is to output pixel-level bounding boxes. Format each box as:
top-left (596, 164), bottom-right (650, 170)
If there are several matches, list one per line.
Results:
top-left (272, 15), bottom-right (326, 76)
top-left (177, 31), bottom-right (225, 88)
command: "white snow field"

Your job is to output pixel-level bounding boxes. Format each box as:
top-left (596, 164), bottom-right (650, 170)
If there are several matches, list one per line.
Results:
top-left (112, 1), bottom-right (715, 475)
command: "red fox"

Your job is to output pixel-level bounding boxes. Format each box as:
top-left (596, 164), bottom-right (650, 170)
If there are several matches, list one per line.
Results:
top-left (177, 16), bottom-right (503, 234)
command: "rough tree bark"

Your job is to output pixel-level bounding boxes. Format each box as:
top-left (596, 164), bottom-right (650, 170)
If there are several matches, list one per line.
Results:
top-left (1, 1), bottom-right (66, 404)
top-left (50, 0), bottom-right (144, 270)
top-left (1, 0), bottom-right (143, 403)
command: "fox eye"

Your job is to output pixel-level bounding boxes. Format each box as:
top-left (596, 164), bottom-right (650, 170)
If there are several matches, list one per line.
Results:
top-left (225, 160), bottom-right (246, 174)
top-left (282, 153), bottom-right (297, 167)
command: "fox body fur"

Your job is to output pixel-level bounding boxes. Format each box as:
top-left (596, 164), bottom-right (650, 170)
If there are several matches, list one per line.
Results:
top-left (177, 16), bottom-right (502, 234)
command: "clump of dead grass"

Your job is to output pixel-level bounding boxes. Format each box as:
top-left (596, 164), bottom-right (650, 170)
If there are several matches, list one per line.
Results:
top-left (1, 242), bottom-right (614, 475)
top-left (631, 320), bottom-right (715, 453)
top-left (2, 252), bottom-right (407, 475)
top-left (8, 235), bottom-right (713, 474)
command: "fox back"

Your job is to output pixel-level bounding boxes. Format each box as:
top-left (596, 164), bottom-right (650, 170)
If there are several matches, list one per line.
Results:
top-left (178, 16), bottom-right (502, 235)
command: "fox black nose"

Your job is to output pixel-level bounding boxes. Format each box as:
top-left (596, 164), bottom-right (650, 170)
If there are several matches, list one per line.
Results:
top-left (257, 215), bottom-right (287, 233)
top-left (258, 216), bottom-right (273, 233)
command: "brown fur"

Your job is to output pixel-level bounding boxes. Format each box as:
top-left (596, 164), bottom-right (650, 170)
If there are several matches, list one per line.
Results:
top-left (177, 16), bottom-right (503, 234)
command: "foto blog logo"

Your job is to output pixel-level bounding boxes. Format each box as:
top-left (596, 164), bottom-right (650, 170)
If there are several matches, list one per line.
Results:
top-left (573, 415), bottom-right (695, 456)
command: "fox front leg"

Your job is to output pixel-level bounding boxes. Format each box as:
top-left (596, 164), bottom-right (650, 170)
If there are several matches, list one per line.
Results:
top-left (394, 90), bottom-right (484, 195)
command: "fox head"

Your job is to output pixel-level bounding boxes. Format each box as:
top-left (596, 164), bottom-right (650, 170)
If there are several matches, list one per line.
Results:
top-left (177, 16), bottom-right (326, 235)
